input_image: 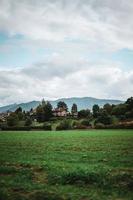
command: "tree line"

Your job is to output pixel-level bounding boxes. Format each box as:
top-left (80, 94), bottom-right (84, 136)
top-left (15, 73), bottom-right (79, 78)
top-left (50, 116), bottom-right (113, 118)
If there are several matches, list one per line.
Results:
top-left (0, 97), bottom-right (133, 130)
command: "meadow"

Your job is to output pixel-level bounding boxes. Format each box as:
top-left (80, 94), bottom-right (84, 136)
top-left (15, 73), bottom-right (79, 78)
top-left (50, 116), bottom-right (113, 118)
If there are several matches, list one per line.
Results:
top-left (0, 130), bottom-right (133, 200)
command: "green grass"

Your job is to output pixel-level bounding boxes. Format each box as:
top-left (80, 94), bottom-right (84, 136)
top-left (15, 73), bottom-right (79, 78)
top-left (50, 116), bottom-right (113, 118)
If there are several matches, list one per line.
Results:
top-left (0, 130), bottom-right (133, 200)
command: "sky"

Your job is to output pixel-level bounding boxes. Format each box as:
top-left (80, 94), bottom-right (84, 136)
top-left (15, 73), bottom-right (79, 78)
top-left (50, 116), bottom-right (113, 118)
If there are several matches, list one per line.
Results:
top-left (0, 0), bottom-right (133, 106)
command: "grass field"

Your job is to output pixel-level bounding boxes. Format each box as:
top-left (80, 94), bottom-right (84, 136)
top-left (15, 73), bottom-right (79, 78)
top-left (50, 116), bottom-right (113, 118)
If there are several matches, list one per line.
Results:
top-left (0, 130), bottom-right (133, 200)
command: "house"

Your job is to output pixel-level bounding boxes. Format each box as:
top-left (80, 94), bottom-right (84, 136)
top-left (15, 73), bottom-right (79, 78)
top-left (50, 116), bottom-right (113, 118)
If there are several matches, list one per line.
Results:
top-left (53, 108), bottom-right (69, 117)
top-left (0, 111), bottom-right (10, 122)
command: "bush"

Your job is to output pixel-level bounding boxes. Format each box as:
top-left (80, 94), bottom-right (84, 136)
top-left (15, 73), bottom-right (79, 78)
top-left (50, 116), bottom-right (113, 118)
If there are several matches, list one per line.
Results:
top-left (78, 109), bottom-right (91, 118)
top-left (72, 120), bottom-right (91, 129)
top-left (71, 120), bottom-right (79, 128)
top-left (95, 123), bottom-right (105, 129)
top-left (1, 126), bottom-right (31, 131)
top-left (30, 126), bottom-right (44, 130)
top-left (43, 123), bottom-right (52, 130)
top-left (56, 120), bottom-right (72, 130)
top-left (75, 125), bottom-right (88, 129)
top-left (80, 119), bottom-right (90, 126)
top-left (95, 111), bottom-right (113, 125)
top-left (25, 118), bottom-right (32, 126)
top-left (105, 123), bottom-right (133, 129)
top-left (95, 121), bottom-right (133, 129)
top-left (7, 113), bottom-right (19, 127)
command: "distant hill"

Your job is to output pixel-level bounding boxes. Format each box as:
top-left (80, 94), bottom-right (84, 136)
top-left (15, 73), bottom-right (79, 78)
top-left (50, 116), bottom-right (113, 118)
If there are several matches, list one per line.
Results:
top-left (50, 97), bottom-right (123, 111)
top-left (0, 97), bottom-right (123, 113)
top-left (0, 101), bottom-right (40, 113)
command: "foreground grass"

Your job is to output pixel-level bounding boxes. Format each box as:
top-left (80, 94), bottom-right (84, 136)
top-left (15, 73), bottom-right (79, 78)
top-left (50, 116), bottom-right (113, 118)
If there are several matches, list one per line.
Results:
top-left (0, 130), bottom-right (133, 200)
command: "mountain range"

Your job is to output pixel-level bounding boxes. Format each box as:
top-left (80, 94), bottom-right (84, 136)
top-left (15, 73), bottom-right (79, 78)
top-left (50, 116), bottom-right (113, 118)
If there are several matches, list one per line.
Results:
top-left (0, 97), bottom-right (123, 113)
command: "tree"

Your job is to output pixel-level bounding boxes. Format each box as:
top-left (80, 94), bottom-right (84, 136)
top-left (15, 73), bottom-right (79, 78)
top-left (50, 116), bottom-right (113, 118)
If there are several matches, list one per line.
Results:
top-left (7, 113), bottom-right (19, 127)
top-left (25, 117), bottom-right (32, 126)
top-left (36, 105), bottom-right (44, 122)
top-left (92, 104), bottom-right (100, 118)
top-left (57, 101), bottom-right (68, 111)
top-left (111, 104), bottom-right (127, 117)
top-left (125, 109), bottom-right (133, 119)
top-left (71, 103), bottom-right (78, 114)
top-left (30, 108), bottom-right (33, 113)
top-left (103, 104), bottom-right (112, 114)
top-left (36, 101), bottom-right (53, 122)
top-left (15, 107), bottom-right (24, 120)
top-left (96, 109), bottom-right (112, 125)
top-left (126, 97), bottom-right (133, 110)
top-left (43, 101), bottom-right (53, 121)
top-left (15, 107), bottom-right (22, 113)
top-left (78, 109), bottom-right (91, 118)
top-left (42, 99), bottom-right (46, 107)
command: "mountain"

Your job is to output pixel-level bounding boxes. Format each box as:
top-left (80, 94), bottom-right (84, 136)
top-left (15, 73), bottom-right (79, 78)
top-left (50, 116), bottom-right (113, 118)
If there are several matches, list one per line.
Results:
top-left (0, 101), bottom-right (40, 113)
top-left (0, 97), bottom-right (123, 113)
top-left (50, 97), bottom-right (123, 111)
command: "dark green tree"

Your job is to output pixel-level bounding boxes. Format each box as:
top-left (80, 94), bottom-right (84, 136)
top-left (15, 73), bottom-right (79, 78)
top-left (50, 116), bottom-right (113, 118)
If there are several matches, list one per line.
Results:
top-left (15, 107), bottom-right (24, 120)
top-left (43, 101), bottom-right (53, 121)
top-left (57, 101), bottom-right (68, 111)
top-left (71, 103), bottom-right (78, 114)
top-left (36, 105), bottom-right (44, 122)
top-left (103, 103), bottom-right (112, 114)
top-left (126, 97), bottom-right (133, 110)
top-left (15, 107), bottom-right (22, 113)
top-left (78, 109), bottom-right (91, 118)
top-left (96, 109), bottom-right (112, 125)
top-left (7, 113), bottom-right (19, 127)
top-left (93, 104), bottom-right (100, 118)
top-left (36, 101), bottom-right (53, 122)
top-left (111, 104), bottom-right (127, 118)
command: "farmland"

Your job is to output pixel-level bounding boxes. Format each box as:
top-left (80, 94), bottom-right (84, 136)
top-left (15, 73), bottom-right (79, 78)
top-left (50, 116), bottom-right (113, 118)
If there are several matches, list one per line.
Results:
top-left (0, 130), bottom-right (133, 200)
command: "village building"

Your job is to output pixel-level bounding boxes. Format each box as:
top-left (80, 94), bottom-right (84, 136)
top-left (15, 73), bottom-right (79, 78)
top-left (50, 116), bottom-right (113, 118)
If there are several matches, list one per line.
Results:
top-left (53, 107), bottom-right (69, 117)
top-left (0, 111), bottom-right (10, 122)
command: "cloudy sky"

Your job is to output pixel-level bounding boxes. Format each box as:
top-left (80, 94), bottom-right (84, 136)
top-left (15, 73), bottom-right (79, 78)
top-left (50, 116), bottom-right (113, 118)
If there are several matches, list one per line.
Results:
top-left (0, 0), bottom-right (133, 106)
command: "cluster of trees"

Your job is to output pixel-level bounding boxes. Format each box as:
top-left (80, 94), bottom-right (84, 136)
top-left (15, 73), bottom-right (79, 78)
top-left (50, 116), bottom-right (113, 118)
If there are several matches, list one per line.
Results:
top-left (6, 107), bottom-right (32, 127)
top-left (36, 100), bottom-right (53, 122)
top-left (2, 97), bottom-right (133, 129)
top-left (93, 97), bottom-right (133, 125)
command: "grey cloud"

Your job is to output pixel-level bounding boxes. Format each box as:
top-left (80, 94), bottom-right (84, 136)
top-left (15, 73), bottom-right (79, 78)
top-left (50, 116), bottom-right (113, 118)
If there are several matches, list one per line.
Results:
top-left (0, 0), bottom-right (133, 105)
top-left (22, 56), bottom-right (89, 80)
top-left (0, 59), bottom-right (133, 105)
top-left (0, 0), bottom-right (133, 50)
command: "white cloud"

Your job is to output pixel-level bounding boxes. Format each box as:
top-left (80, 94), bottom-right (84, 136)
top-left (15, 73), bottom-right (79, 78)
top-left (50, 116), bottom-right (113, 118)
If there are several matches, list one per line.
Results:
top-left (0, 0), bottom-right (133, 105)
top-left (0, 57), bottom-right (132, 106)
top-left (0, 0), bottom-right (133, 51)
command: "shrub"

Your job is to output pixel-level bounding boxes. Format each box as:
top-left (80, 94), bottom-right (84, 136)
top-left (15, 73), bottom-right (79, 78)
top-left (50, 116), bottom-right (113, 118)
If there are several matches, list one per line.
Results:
top-left (95, 123), bottom-right (105, 129)
top-left (72, 120), bottom-right (91, 129)
top-left (25, 118), bottom-right (32, 126)
top-left (1, 126), bottom-right (31, 131)
top-left (43, 123), bottom-right (52, 130)
top-left (74, 124), bottom-right (88, 129)
top-left (71, 120), bottom-right (79, 128)
top-left (106, 123), bottom-right (133, 129)
top-left (56, 120), bottom-right (72, 130)
top-left (30, 126), bottom-right (44, 130)
top-left (80, 119), bottom-right (90, 126)
top-left (78, 109), bottom-right (91, 118)
top-left (95, 111), bottom-right (113, 125)
top-left (95, 121), bottom-right (133, 129)
top-left (7, 113), bottom-right (19, 127)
